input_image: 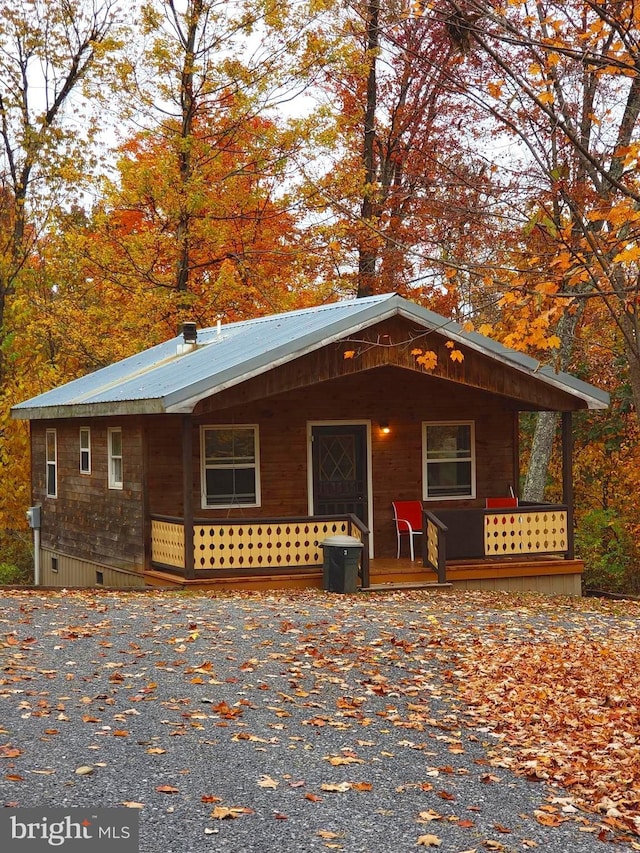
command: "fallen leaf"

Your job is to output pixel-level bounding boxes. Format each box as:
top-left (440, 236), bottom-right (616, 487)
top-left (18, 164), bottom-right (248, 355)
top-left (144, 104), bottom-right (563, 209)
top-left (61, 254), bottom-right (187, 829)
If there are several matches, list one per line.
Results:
top-left (534, 812), bottom-right (564, 827)
top-left (418, 810), bottom-right (443, 823)
top-left (74, 766), bottom-right (94, 776)
top-left (325, 754), bottom-right (364, 766)
top-left (155, 785), bottom-right (179, 794)
top-left (257, 775), bottom-right (279, 789)
top-left (417, 834), bottom-right (442, 847)
top-left (210, 806), bottom-right (253, 820)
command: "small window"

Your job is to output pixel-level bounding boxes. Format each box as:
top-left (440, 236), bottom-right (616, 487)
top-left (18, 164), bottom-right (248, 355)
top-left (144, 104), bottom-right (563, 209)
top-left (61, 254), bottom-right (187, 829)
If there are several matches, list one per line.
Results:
top-left (80, 427), bottom-right (91, 474)
top-left (201, 425), bottom-right (260, 508)
top-left (423, 422), bottom-right (475, 500)
top-left (46, 429), bottom-right (57, 498)
top-left (108, 428), bottom-right (123, 490)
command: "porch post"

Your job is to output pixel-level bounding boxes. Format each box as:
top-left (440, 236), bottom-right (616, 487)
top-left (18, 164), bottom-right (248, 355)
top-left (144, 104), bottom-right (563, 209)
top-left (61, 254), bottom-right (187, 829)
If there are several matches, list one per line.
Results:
top-left (182, 414), bottom-right (195, 579)
top-left (561, 411), bottom-right (575, 560)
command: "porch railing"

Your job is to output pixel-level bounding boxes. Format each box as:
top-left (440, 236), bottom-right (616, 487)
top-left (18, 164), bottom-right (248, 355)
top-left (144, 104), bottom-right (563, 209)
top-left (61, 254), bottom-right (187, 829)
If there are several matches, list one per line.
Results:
top-left (422, 503), bottom-right (571, 578)
top-left (151, 514), bottom-right (370, 586)
top-left (424, 511), bottom-right (447, 583)
top-left (484, 505), bottom-right (568, 557)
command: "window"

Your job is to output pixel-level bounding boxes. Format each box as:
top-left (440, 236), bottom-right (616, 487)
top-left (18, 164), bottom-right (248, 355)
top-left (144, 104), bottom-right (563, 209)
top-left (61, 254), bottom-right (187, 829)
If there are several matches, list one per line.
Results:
top-left (423, 421), bottom-right (475, 500)
top-left (108, 428), bottom-right (123, 489)
top-left (201, 425), bottom-right (260, 508)
top-left (46, 429), bottom-right (57, 498)
top-left (80, 427), bottom-right (91, 474)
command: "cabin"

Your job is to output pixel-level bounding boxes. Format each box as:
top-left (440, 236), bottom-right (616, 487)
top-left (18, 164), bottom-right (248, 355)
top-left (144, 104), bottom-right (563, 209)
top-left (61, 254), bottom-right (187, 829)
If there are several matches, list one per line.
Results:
top-left (11, 293), bottom-right (609, 595)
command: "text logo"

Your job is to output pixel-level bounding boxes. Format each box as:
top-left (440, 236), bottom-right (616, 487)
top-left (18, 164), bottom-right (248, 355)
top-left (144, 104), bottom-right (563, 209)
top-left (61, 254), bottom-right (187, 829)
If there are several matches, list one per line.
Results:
top-left (0, 809), bottom-right (139, 851)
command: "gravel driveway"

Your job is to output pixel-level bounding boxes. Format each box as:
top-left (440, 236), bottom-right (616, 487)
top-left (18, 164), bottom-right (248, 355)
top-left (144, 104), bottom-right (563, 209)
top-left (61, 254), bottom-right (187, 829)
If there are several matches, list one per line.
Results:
top-left (1, 588), bottom-right (638, 853)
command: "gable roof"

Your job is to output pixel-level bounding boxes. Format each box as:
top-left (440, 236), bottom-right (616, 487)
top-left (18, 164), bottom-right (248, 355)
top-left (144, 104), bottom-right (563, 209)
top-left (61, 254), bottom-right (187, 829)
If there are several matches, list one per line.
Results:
top-left (11, 293), bottom-right (609, 419)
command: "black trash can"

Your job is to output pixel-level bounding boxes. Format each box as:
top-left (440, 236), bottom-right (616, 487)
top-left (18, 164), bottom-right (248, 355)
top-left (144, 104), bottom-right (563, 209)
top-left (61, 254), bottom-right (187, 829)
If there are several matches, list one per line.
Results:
top-left (320, 535), bottom-right (363, 593)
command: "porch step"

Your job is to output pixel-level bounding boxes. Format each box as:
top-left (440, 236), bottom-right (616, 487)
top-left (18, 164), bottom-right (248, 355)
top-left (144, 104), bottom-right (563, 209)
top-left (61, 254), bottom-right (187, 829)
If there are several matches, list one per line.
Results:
top-left (144, 569), bottom-right (324, 592)
top-left (360, 582), bottom-right (452, 593)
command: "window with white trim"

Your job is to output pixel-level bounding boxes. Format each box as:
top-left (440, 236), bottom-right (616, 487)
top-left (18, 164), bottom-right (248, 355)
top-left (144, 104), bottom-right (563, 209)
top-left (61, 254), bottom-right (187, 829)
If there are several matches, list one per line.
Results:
top-left (46, 429), bottom-right (57, 498)
top-left (108, 428), bottom-right (123, 489)
top-left (80, 427), bottom-right (91, 474)
top-left (423, 421), bottom-right (475, 500)
top-left (201, 425), bottom-right (260, 508)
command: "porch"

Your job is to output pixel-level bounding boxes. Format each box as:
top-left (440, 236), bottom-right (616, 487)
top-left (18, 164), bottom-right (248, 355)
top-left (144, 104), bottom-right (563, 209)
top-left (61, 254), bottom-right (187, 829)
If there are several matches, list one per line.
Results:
top-left (145, 503), bottom-right (583, 596)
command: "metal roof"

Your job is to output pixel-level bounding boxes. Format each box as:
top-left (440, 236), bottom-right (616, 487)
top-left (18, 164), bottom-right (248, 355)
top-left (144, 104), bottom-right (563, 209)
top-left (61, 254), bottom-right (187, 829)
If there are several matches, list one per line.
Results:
top-left (11, 293), bottom-right (609, 419)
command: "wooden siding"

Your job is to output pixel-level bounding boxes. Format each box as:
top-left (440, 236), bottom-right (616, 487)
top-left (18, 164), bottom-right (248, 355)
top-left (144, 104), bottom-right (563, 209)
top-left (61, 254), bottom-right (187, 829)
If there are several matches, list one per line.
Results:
top-left (145, 367), bottom-right (521, 559)
top-left (196, 316), bottom-right (584, 413)
top-left (449, 574), bottom-right (582, 596)
top-left (31, 419), bottom-right (146, 573)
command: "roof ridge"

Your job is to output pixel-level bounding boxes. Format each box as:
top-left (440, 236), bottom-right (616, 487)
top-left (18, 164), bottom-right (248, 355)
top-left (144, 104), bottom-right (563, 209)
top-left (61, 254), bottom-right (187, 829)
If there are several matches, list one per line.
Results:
top-left (196, 293), bottom-right (398, 335)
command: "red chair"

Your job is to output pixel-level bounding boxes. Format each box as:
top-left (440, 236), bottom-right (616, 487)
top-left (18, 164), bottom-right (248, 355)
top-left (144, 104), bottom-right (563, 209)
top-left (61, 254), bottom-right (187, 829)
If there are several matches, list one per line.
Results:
top-left (392, 501), bottom-right (424, 561)
top-left (485, 497), bottom-right (518, 508)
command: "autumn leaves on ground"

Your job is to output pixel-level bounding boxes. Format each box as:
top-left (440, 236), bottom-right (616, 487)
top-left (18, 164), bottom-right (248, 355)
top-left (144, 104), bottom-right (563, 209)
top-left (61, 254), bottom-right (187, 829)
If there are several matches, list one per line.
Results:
top-left (1, 588), bottom-right (639, 852)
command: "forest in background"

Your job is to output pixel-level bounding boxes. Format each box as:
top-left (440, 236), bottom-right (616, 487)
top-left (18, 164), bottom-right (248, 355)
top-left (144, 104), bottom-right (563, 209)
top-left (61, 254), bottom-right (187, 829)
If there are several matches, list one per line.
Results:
top-left (1, 0), bottom-right (639, 591)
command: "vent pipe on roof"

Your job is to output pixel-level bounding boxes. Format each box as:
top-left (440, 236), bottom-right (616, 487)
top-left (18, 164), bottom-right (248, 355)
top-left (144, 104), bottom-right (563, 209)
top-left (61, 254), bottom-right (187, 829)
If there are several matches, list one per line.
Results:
top-left (181, 322), bottom-right (197, 343)
top-left (177, 321), bottom-right (198, 355)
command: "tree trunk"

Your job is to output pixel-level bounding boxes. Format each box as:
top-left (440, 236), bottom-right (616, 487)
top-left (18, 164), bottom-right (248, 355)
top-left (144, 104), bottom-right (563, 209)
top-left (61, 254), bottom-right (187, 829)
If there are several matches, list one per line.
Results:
top-left (522, 411), bottom-right (558, 502)
top-left (619, 310), bottom-right (640, 418)
top-left (173, 0), bottom-right (202, 295)
top-left (522, 307), bottom-right (583, 501)
top-left (357, 0), bottom-right (380, 298)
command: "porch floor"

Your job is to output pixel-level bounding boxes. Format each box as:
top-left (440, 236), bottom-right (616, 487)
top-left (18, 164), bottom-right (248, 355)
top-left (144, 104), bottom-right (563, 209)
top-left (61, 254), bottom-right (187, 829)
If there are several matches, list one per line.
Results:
top-left (144, 554), bottom-right (583, 595)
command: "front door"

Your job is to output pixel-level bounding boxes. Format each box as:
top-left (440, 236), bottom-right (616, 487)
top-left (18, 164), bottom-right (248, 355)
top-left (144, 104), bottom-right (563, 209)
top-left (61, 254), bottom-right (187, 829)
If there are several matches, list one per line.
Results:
top-left (311, 424), bottom-right (368, 525)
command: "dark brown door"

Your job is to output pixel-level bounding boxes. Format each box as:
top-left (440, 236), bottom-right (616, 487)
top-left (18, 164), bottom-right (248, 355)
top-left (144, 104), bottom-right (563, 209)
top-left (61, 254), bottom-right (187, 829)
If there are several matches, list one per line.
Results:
top-left (312, 424), bottom-right (368, 524)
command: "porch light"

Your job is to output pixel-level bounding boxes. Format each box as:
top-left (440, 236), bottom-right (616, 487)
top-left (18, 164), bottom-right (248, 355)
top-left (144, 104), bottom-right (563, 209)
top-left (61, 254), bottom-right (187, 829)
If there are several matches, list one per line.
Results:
top-left (379, 422), bottom-right (391, 434)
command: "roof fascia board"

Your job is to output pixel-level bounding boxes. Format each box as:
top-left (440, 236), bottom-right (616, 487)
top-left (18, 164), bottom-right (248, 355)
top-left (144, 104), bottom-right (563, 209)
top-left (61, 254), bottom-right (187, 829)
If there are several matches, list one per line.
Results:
top-left (11, 399), bottom-right (165, 421)
top-left (395, 304), bottom-right (608, 410)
